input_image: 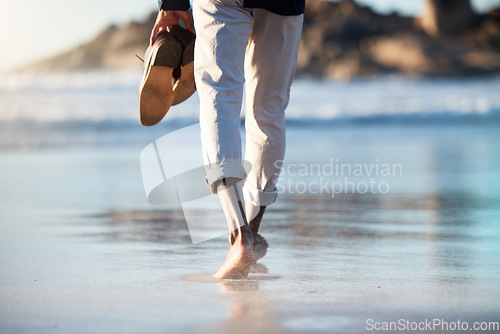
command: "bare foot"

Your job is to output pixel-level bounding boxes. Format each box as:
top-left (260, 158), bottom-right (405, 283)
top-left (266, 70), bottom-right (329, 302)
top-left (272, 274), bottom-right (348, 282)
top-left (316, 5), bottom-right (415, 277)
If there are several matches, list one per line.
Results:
top-left (253, 234), bottom-right (268, 262)
top-left (213, 237), bottom-right (255, 279)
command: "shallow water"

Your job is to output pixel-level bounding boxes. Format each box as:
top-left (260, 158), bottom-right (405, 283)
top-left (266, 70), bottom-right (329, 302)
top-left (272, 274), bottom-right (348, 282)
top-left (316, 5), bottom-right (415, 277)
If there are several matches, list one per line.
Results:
top-left (1, 121), bottom-right (499, 333)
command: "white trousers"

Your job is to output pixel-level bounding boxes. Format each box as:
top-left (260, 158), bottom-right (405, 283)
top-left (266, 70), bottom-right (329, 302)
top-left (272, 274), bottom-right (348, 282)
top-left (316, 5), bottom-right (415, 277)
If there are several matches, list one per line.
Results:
top-left (193, 0), bottom-right (303, 207)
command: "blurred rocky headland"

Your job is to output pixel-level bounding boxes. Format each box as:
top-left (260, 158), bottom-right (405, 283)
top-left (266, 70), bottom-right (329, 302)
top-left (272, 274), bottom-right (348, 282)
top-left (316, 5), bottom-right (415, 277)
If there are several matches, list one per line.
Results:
top-left (22, 0), bottom-right (500, 80)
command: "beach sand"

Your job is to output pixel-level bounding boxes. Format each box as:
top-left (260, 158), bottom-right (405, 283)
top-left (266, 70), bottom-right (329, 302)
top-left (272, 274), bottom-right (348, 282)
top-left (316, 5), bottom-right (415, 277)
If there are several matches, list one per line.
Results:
top-left (1, 123), bottom-right (500, 333)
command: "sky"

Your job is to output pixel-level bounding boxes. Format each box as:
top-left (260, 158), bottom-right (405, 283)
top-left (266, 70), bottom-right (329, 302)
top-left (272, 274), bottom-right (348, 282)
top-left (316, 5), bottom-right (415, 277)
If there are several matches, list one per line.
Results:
top-left (1, 0), bottom-right (499, 72)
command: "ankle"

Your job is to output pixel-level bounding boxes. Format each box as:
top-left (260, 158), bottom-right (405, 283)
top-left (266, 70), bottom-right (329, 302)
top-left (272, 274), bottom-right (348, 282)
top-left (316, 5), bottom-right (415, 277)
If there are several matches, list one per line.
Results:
top-left (241, 224), bottom-right (254, 243)
top-left (248, 206), bottom-right (266, 236)
top-left (230, 225), bottom-right (254, 246)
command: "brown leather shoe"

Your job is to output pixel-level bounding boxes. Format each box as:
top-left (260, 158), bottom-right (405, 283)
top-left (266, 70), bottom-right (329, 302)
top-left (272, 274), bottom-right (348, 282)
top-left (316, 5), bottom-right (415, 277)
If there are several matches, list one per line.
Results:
top-left (139, 31), bottom-right (182, 126)
top-left (170, 25), bottom-right (196, 106)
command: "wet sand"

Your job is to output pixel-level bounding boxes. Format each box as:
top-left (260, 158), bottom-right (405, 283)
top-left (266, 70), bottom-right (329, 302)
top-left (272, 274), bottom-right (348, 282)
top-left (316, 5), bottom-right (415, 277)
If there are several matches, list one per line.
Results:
top-left (1, 124), bottom-right (500, 333)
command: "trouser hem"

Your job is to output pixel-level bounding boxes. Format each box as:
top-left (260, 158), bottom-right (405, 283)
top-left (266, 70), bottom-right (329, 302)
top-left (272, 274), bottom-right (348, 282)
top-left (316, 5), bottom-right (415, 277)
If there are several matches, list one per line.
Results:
top-left (242, 182), bottom-right (278, 207)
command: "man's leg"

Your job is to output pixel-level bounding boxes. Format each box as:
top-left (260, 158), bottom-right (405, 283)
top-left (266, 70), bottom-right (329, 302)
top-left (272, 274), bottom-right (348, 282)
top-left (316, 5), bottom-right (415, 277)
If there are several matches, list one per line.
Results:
top-left (192, 0), bottom-right (255, 278)
top-left (213, 178), bottom-right (254, 279)
top-left (243, 9), bottom-right (304, 259)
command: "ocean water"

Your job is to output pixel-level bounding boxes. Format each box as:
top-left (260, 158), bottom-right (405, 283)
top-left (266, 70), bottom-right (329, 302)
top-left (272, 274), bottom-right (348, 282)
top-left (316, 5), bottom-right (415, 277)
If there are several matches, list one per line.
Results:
top-left (1, 72), bottom-right (500, 333)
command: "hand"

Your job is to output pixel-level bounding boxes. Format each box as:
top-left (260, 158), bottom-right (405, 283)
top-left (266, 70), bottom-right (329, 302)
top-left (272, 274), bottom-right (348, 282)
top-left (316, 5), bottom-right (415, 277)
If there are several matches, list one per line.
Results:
top-left (150, 10), bottom-right (195, 45)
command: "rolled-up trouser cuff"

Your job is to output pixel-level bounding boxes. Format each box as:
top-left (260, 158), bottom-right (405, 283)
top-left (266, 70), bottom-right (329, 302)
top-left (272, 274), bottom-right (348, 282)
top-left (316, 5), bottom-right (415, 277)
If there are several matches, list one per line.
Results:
top-left (243, 183), bottom-right (278, 207)
top-left (205, 163), bottom-right (247, 194)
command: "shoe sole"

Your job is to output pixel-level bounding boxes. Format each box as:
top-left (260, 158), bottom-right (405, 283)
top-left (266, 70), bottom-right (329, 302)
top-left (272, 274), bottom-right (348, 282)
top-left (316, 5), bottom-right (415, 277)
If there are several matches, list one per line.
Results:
top-left (173, 36), bottom-right (196, 105)
top-left (173, 62), bottom-right (196, 105)
top-left (139, 39), bottom-right (182, 126)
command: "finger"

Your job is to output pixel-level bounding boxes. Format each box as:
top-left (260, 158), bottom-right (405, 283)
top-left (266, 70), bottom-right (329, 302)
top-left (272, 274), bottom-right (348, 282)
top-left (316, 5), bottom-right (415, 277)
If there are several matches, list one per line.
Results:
top-left (150, 26), bottom-right (158, 45)
top-left (178, 12), bottom-right (194, 34)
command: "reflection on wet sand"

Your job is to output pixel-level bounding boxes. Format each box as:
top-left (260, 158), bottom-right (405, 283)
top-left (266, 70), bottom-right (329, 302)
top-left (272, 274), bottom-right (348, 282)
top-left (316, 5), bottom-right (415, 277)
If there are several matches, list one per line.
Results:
top-left (87, 189), bottom-right (498, 291)
top-left (193, 264), bottom-right (284, 334)
top-left (213, 280), bottom-right (277, 334)
top-left (89, 209), bottom-right (191, 244)
top-left (267, 190), bottom-right (499, 298)
top-left (180, 263), bottom-right (289, 334)
top-left (77, 188), bottom-right (500, 328)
